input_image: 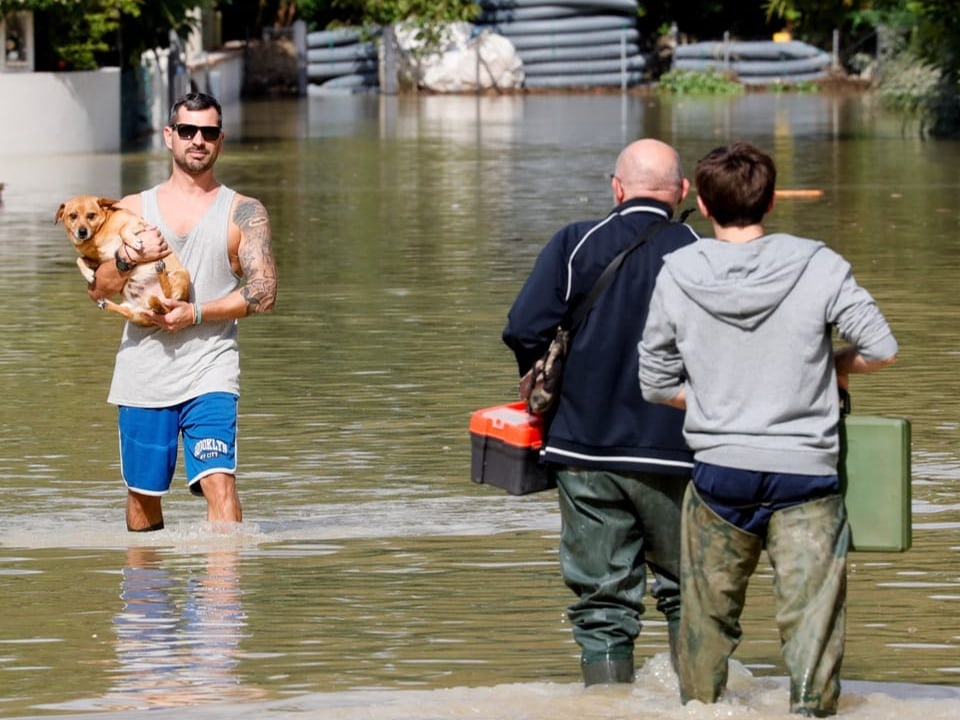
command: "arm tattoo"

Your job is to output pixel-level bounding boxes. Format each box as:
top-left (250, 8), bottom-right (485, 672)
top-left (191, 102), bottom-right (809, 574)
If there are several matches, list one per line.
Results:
top-left (234, 198), bottom-right (277, 316)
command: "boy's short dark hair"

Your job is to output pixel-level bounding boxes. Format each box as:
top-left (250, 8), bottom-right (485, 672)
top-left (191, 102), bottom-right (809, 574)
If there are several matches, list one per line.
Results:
top-left (168, 92), bottom-right (223, 127)
top-left (694, 142), bottom-right (776, 227)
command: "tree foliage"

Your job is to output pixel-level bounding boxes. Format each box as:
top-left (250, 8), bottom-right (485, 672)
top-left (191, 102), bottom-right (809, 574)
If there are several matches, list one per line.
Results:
top-left (335, 0), bottom-right (478, 27)
top-left (1, 0), bottom-right (200, 70)
top-left (290, 0), bottom-right (477, 30)
top-left (898, 0), bottom-right (960, 136)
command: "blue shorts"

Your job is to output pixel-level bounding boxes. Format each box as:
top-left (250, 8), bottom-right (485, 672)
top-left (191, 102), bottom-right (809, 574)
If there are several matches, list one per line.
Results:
top-left (118, 393), bottom-right (238, 497)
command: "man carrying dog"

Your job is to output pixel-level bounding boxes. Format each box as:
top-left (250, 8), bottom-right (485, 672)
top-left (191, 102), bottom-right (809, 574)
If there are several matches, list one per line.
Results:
top-left (89, 91), bottom-right (277, 532)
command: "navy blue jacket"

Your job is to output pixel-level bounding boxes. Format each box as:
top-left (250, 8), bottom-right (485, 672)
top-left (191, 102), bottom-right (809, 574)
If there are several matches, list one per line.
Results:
top-left (502, 198), bottom-right (697, 475)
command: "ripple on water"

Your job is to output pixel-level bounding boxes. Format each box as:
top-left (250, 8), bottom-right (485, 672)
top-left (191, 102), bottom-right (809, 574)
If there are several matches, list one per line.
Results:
top-left (26, 657), bottom-right (960, 720)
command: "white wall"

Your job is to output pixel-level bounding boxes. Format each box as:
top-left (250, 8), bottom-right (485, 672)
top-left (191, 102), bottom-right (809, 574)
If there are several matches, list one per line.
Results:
top-left (0, 68), bottom-right (120, 157)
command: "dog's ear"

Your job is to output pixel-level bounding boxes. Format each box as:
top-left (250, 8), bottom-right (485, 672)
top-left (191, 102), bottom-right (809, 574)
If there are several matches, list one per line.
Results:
top-left (98, 197), bottom-right (120, 209)
top-left (55, 203), bottom-right (66, 224)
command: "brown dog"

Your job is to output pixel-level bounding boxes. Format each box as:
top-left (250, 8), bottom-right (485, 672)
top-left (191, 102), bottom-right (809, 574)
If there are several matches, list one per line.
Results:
top-left (55, 195), bottom-right (191, 326)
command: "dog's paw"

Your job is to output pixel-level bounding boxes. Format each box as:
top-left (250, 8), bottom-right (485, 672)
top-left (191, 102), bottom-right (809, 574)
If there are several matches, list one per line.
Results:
top-left (148, 297), bottom-right (167, 314)
top-left (97, 298), bottom-right (107, 310)
top-left (154, 260), bottom-right (166, 272)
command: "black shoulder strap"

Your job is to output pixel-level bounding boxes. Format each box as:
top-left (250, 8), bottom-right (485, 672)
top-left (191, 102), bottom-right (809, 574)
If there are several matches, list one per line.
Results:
top-left (567, 218), bottom-right (669, 333)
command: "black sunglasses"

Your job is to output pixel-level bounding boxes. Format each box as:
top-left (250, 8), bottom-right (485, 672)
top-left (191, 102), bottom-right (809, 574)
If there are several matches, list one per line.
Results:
top-left (171, 123), bottom-right (222, 142)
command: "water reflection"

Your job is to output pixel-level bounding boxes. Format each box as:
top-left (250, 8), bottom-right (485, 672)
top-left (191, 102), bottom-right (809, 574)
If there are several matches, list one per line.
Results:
top-left (103, 548), bottom-right (258, 710)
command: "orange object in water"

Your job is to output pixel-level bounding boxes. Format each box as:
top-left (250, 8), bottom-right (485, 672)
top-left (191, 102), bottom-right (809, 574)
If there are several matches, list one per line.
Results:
top-left (775, 189), bottom-right (824, 198)
top-left (469, 402), bottom-right (554, 495)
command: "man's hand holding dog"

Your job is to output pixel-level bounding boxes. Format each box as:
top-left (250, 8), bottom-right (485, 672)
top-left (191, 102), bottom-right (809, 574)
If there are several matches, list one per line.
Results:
top-left (87, 226), bottom-right (170, 302)
top-left (145, 298), bottom-right (199, 333)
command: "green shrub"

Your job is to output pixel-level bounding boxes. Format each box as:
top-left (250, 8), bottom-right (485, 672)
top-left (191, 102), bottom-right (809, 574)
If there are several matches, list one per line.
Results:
top-left (657, 68), bottom-right (745, 95)
top-left (878, 48), bottom-right (941, 115)
top-left (769, 78), bottom-right (821, 93)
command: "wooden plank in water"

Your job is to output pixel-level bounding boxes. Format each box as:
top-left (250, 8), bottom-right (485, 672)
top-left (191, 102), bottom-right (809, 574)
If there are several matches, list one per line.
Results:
top-left (775, 189), bottom-right (824, 198)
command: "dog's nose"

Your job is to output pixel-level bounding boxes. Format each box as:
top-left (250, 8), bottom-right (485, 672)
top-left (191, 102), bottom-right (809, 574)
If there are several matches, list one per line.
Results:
top-left (77, 228), bottom-right (88, 239)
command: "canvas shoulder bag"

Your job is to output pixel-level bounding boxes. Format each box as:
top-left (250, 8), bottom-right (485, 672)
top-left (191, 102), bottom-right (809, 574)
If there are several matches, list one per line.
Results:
top-left (520, 218), bottom-right (669, 414)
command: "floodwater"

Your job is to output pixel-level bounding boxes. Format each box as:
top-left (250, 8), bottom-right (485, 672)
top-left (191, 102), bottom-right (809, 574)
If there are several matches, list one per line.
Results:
top-left (0, 90), bottom-right (958, 719)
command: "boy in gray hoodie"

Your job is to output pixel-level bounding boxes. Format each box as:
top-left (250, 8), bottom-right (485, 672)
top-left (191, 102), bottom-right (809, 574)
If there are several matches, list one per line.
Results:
top-left (639, 142), bottom-right (897, 717)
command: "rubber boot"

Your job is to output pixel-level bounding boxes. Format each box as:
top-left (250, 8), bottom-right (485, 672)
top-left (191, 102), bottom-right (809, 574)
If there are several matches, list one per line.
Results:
top-left (678, 484), bottom-right (763, 705)
top-left (582, 655), bottom-right (635, 686)
top-left (766, 494), bottom-right (849, 717)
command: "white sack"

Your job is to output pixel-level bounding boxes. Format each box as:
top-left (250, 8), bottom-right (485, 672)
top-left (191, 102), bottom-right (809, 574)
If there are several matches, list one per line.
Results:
top-left (394, 21), bottom-right (524, 92)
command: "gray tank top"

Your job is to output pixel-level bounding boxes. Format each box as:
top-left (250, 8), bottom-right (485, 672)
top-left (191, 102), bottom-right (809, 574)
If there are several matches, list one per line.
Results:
top-left (108, 184), bottom-right (241, 407)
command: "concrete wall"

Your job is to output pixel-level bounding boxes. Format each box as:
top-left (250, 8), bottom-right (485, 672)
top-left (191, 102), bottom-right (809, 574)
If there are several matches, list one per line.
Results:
top-left (0, 68), bottom-right (121, 157)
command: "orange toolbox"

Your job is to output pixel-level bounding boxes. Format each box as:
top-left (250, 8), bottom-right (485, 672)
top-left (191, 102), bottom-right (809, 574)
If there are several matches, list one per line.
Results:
top-left (469, 402), bottom-right (554, 495)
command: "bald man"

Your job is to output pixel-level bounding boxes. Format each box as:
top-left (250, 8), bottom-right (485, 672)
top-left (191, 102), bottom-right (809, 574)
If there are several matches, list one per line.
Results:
top-left (503, 139), bottom-right (698, 686)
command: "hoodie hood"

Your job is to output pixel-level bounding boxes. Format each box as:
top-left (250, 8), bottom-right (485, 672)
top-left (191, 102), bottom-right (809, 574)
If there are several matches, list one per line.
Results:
top-left (663, 233), bottom-right (824, 330)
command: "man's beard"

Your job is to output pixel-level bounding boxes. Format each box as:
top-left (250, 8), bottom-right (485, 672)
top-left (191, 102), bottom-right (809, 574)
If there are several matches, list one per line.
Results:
top-left (176, 148), bottom-right (216, 174)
